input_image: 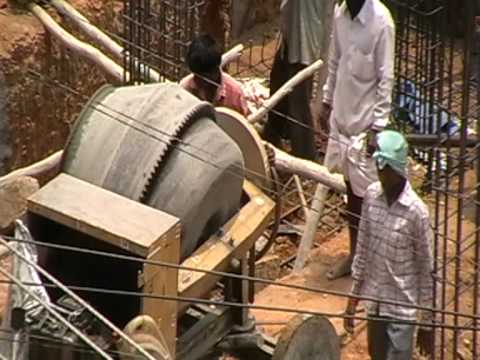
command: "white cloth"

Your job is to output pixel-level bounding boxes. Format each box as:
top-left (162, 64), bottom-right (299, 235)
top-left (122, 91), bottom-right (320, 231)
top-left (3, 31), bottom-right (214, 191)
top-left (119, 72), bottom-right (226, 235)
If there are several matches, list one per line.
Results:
top-left (280, 0), bottom-right (325, 65)
top-left (323, 0), bottom-right (395, 196)
top-left (325, 119), bottom-right (377, 198)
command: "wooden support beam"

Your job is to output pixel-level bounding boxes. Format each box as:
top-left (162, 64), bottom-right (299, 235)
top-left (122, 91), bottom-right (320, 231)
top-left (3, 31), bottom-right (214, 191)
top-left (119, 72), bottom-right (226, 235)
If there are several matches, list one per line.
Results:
top-left (49, 0), bottom-right (123, 57)
top-left (0, 151), bottom-right (62, 186)
top-left (178, 181), bottom-right (275, 314)
top-left (405, 134), bottom-right (478, 148)
top-left (293, 184), bottom-right (329, 272)
top-left (49, 0), bottom-right (243, 82)
top-left (247, 59), bottom-right (324, 124)
top-left (221, 44), bottom-right (244, 68)
top-left (27, 173), bottom-right (180, 258)
top-left (28, 2), bottom-right (125, 81)
top-left (293, 175), bottom-right (309, 219)
top-left (269, 145), bottom-right (346, 194)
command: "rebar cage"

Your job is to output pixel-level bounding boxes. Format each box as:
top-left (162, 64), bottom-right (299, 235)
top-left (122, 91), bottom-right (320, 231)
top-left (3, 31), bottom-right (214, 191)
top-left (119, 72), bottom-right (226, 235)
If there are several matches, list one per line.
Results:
top-left (122, 0), bottom-right (480, 358)
top-left (386, 0), bottom-right (480, 358)
top-left (122, 0), bottom-right (206, 83)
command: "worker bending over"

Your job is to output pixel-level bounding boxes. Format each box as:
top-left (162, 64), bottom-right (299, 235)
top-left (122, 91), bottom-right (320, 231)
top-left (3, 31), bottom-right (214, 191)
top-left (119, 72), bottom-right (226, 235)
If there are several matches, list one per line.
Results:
top-left (345, 130), bottom-right (435, 360)
top-left (180, 34), bottom-right (250, 116)
top-left (319, 0), bottom-right (396, 279)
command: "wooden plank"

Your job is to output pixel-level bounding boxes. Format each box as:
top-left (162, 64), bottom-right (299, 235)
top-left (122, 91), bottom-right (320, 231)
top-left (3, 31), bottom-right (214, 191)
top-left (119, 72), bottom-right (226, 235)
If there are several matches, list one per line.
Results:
top-left (142, 223), bottom-right (181, 357)
top-left (178, 181), bottom-right (275, 313)
top-left (27, 173), bottom-right (180, 257)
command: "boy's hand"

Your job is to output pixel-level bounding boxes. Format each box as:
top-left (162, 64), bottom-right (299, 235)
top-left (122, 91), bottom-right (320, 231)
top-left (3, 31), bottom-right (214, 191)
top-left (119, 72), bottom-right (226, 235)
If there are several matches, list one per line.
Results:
top-left (344, 298), bottom-right (358, 334)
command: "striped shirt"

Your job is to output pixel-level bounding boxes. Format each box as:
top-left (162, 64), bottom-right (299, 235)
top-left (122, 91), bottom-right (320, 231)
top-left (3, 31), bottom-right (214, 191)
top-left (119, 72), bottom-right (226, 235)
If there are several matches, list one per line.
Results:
top-left (351, 181), bottom-right (434, 321)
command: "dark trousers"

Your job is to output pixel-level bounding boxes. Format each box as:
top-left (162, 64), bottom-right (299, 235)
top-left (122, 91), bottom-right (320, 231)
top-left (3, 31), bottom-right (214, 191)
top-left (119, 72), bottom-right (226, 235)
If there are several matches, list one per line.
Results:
top-left (367, 317), bottom-right (415, 360)
top-left (346, 181), bottom-right (363, 255)
top-left (263, 47), bottom-right (317, 161)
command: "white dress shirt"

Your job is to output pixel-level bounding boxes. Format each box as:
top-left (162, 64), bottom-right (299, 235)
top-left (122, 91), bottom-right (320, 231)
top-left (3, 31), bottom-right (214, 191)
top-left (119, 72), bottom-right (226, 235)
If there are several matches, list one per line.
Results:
top-left (323, 0), bottom-right (395, 134)
top-left (323, 0), bottom-right (395, 197)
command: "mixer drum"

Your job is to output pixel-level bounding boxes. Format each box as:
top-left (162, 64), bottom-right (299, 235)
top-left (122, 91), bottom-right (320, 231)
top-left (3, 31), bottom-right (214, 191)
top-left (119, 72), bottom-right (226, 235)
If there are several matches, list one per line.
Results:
top-left (62, 83), bottom-right (245, 260)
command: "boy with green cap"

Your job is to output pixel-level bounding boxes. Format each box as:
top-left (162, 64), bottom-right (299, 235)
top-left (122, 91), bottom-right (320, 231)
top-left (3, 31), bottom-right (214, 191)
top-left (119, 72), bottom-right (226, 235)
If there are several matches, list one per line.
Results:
top-left (344, 130), bottom-right (435, 360)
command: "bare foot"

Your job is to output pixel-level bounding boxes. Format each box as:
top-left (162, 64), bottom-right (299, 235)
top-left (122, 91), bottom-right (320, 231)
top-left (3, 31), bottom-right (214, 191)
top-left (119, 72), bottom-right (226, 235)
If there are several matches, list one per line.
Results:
top-left (326, 257), bottom-right (352, 281)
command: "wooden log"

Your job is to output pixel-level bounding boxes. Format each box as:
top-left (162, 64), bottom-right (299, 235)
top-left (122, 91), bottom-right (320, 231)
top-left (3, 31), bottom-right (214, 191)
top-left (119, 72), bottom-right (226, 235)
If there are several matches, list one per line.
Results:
top-left (49, 0), bottom-right (242, 81)
top-left (272, 315), bottom-right (340, 360)
top-left (247, 59), bottom-right (324, 124)
top-left (221, 44), bottom-right (244, 68)
top-left (293, 184), bottom-right (329, 272)
top-left (28, 2), bottom-right (125, 82)
top-left (293, 175), bottom-right (309, 219)
top-left (269, 145), bottom-right (346, 194)
top-left (0, 151), bottom-right (62, 186)
top-left (405, 134), bottom-right (478, 148)
top-left (49, 0), bottom-right (123, 57)
top-left (49, 0), bottom-right (162, 82)
top-left (177, 181), bottom-right (275, 314)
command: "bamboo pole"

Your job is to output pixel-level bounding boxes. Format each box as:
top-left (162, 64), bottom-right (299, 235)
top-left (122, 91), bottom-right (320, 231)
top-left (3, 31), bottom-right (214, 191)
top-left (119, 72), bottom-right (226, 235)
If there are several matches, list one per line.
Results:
top-left (295, 0), bottom-right (338, 272)
top-left (293, 184), bottom-right (329, 272)
top-left (221, 44), bottom-right (244, 68)
top-left (49, 0), bottom-right (243, 81)
top-left (0, 151), bottom-right (62, 186)
top-left (293, 175), bottom-right (309, 219)
top-left (50, 0), bottom-right (123, 57)
top-left (28, 2), bottom-right (125, 82)
top-left (269, 145), bottom-right (346, 194)
top-left (247, 59), bottom-right (324, 124)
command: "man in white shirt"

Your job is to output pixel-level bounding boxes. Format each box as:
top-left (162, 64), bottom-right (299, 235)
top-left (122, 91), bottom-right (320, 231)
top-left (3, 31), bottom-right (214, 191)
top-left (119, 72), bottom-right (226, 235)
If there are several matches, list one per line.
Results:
top-left (319, 0), bottom-right (395, 279)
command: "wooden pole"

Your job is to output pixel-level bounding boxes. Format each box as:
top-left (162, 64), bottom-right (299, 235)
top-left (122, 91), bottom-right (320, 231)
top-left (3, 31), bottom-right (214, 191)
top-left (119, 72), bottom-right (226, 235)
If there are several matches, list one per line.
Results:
top-left (49, 0), bottom-right (243, 81)
top-left (293, 184), bottom-right (329, 272)
top-left (50, 0), bottom-right (163, 82)
top-left (247, 59), bottom-right (324, 124)
top-left (28, 2), bottom-right (125, 82)
top-left (269, 145), bottom-right (346, 194)
top-left (49, 0), bottom-right (123, 58)
top-left (0, 151), bottom-right (62, 186)
top-left (294, 0), bottom-right (338, 272)
top-left (293, 175), bottom-right (309, 219)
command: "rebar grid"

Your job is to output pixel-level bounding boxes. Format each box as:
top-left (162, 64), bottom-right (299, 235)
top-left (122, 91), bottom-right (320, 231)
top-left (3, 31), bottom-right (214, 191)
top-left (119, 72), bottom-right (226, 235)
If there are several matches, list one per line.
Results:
top-left (123, 0), bottom-right (205, 83)
top-left (386, 0), bottom-right (480, 358)
top-left (122, 0), bottom-right (480, 358)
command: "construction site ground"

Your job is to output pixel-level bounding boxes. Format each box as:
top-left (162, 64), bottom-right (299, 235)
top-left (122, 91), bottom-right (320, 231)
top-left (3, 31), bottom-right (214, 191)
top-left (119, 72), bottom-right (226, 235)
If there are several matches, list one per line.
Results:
top-left (1, 1), bottom-right (479, 359)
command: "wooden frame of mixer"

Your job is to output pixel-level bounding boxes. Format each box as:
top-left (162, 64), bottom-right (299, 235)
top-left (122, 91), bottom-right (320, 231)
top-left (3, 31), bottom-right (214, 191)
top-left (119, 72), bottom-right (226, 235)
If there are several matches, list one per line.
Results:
top-left (27, 172), bottom-right (276, 359)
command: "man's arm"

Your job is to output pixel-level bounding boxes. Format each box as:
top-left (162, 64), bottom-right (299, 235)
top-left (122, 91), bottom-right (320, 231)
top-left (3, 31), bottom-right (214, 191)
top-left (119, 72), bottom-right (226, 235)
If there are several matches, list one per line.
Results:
top-left (415, 212), bottom-right (435, 308)
top-left (372, 22), bottom-right (395, 131)
top-left (351, 199), bottom-right (370, 296)
top-left (344, 196), bottom-right (370, 333)
top-left (322, 14), bottom-right (341, 106)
